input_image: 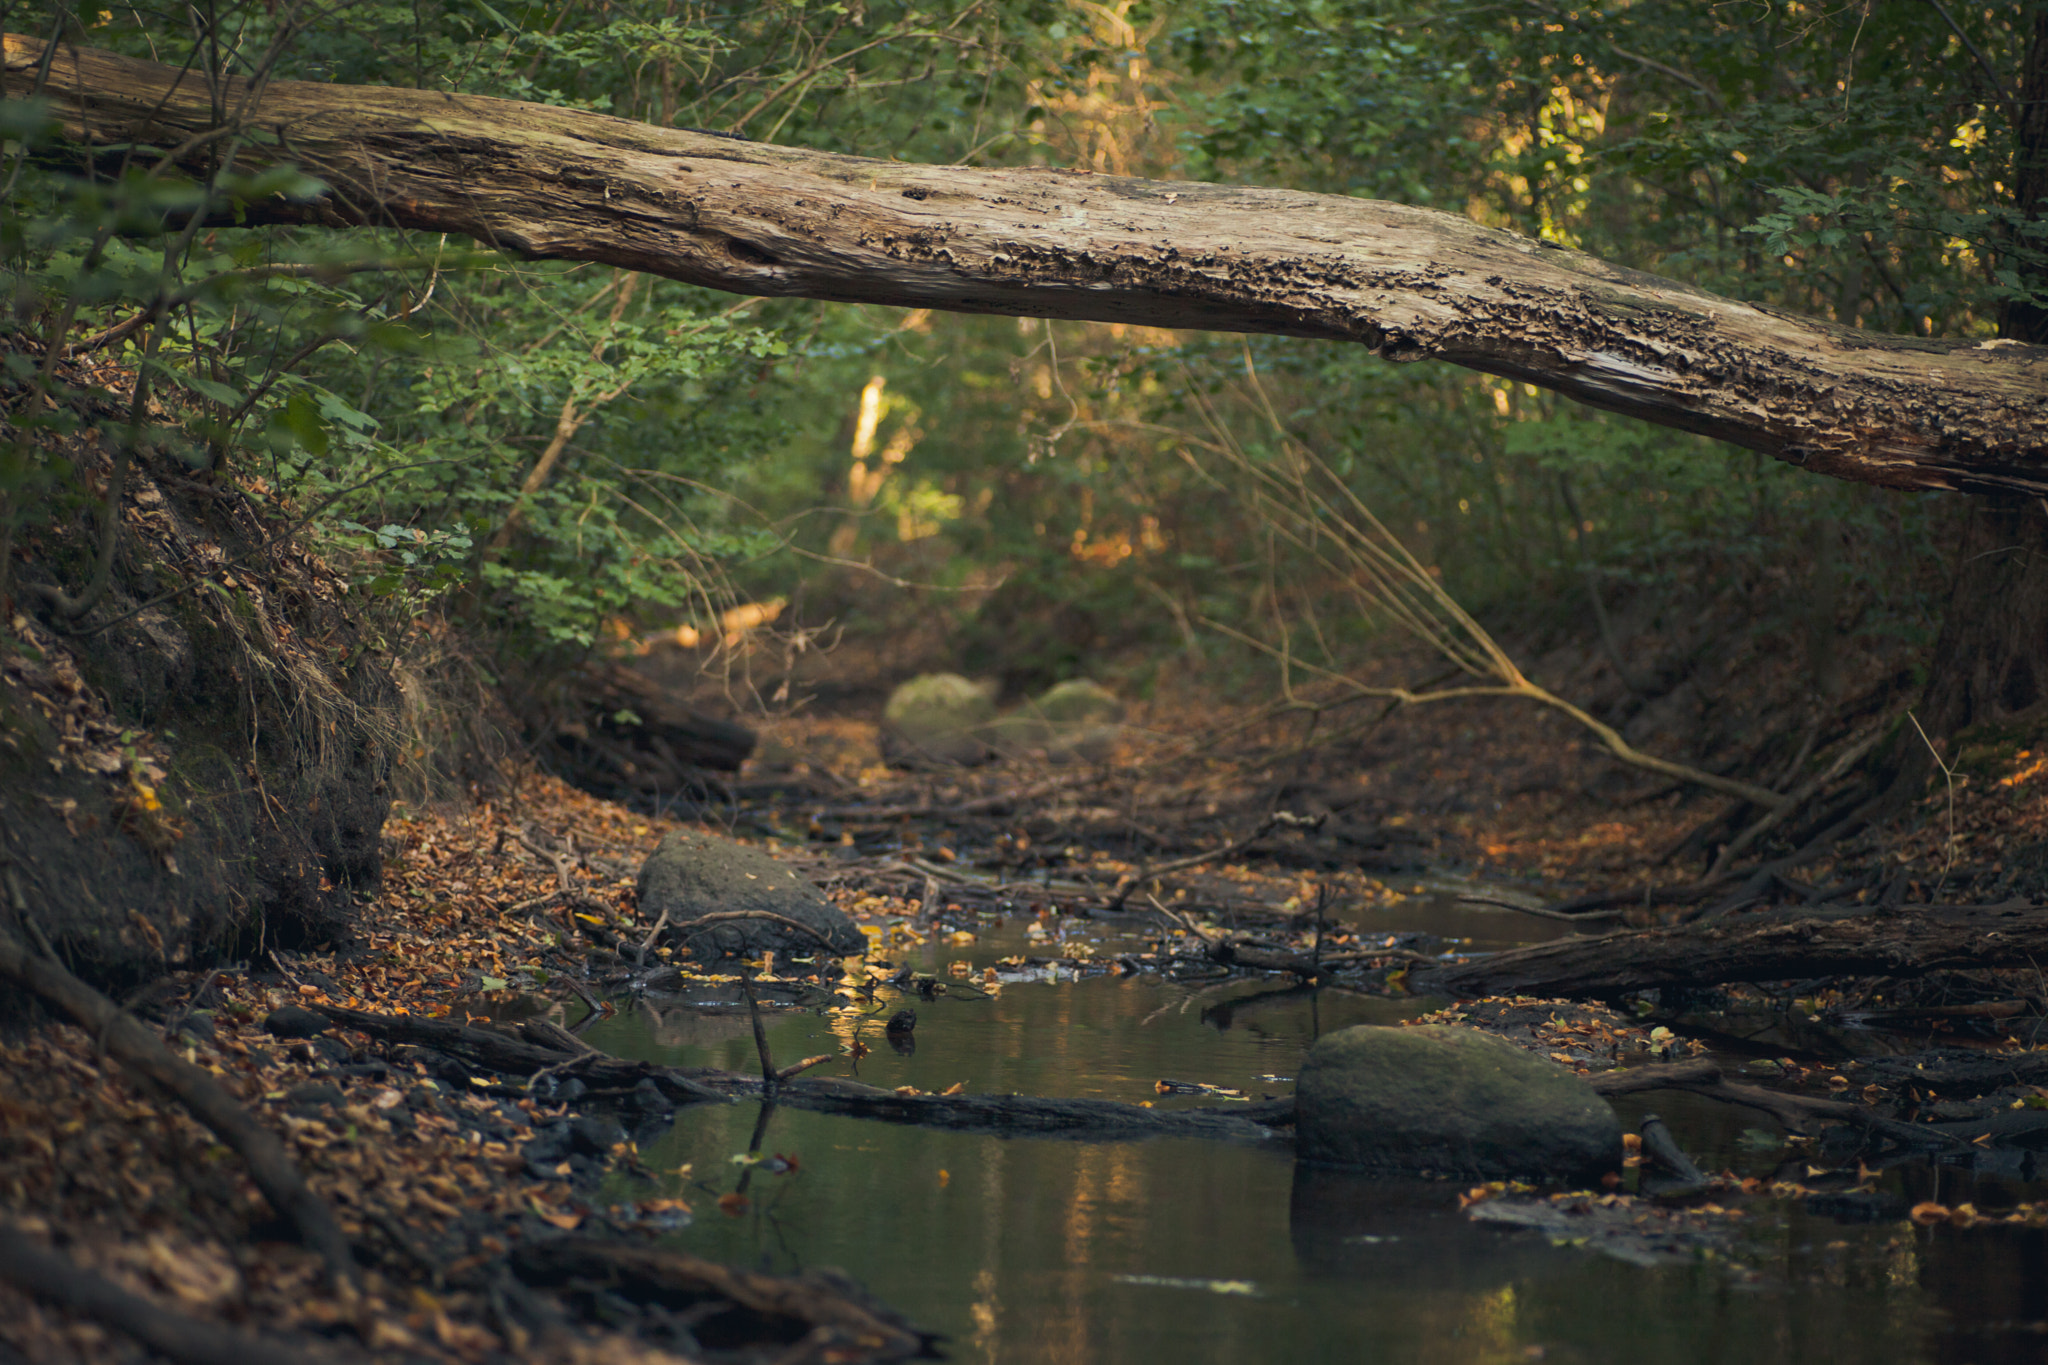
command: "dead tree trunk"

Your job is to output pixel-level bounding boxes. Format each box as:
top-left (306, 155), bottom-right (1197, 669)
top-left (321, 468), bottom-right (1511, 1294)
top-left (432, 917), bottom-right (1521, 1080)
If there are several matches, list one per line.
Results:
top-left (4, 34), bottom-right (2045, 497)
top-left (1419, 902), bottom-right (2048, 999)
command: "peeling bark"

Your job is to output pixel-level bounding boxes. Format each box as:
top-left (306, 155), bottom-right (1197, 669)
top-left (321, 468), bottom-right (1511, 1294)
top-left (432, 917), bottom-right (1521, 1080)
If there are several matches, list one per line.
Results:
top-left (6, 34), bottom-right (2046, 495)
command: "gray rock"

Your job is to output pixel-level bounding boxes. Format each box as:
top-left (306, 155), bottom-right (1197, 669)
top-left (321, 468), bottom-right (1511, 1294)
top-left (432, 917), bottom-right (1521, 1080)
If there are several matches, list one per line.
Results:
top-left (1295, 1024), bottom-right (1620, 1183)
top-left (637, 830), bottom-right (864, 960)
top-left (881, 673), bottom-right (997, 767)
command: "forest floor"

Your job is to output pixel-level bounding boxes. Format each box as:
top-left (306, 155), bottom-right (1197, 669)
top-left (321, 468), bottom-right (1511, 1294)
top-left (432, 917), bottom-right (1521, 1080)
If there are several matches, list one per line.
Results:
top-left (4, 671), bottom-right (2048, 1363)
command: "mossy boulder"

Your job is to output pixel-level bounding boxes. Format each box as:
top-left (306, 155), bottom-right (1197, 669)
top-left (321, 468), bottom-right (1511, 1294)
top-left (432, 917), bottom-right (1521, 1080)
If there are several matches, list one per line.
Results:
top-left (880, 673), bottom-right (997, 767)
top-left (1031, 678), bottom-right (1124, 725)
top-left (1295, 1024), bottom-right (1621, 1183)
top-left (974, 678), bottom-right (1123, 763)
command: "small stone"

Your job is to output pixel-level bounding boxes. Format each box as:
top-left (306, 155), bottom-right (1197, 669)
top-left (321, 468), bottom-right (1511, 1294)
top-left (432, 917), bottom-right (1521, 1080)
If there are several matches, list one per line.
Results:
top-left (569, 1117), bottom-right (628, 1157)
top-left (1295, 1024), bottom-right (1621, 1183)
top-left (262, 1005), bottom-right (329, 1039)
top-left (286, 1081), bottom-right (346, 1111)
top-left (523, 1124), bottom-right (575, 1165)
top-left (628, 1078), bottom-right (675, 1118)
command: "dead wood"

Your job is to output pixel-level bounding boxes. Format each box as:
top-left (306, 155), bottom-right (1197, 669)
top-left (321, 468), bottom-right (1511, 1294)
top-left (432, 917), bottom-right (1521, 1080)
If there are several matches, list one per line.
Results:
top-left (0, 928), bottom-right (356, 1283)
top-left (808, 774), bottom-right (1086, 822)
top-left (1584, 1059), bottom-right (1725, 1094)
top-left (1106, 811), bottom-right (1319, 910)
top-left (7, 35), bottom-right (2046, 495)
top-left (311, 1003), bottom-right (1290, 1142)
top-left (0, 1223), bottom-right (333, 1365)
top-left (308, 1003), bottom-right (728, 1102)
top-left (1584, 1058), bottom-right (1965, 1147)
top-left (1418, 901), bottom-right (2048, 999)
top-left (741, 1077), bottom-right (1295, 1140)
top-left (509, 1236), bottom-right (934, 1361)
top-left (1152, 897), bottom-right (1434, 978)
top-left (525, 661), bottom-right (755, 795)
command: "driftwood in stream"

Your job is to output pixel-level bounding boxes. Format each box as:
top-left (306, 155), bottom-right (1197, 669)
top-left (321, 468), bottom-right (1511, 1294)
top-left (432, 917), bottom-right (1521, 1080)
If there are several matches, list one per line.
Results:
top-left (6, 36), bottom-right (2046, 494)
top-left (1420, 901), bottom-right (2048, 999)
top-left (0, 929), bottom-right (356, 1283)
top-left (310, 1003), bottom-right (729, 1100)
top-left (313, 1003), bottom-right (1291, 1142)
top-left (1583, 1058), bottom-right (1960, 1147)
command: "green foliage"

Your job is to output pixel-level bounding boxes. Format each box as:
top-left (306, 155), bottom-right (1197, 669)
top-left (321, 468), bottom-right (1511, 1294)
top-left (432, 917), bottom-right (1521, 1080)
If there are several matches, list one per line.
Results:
top-left (3, 0), bottom-right (2027, 722)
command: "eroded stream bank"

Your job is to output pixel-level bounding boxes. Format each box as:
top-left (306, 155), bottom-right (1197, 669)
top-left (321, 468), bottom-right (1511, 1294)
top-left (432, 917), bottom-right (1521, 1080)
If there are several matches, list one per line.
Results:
top-left (10, 758), bottom-right (2048, 1365)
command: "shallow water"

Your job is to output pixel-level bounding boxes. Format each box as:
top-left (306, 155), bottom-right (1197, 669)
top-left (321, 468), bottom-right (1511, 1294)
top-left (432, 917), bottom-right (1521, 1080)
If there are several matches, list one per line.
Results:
top-left (587, 897), bottom-right (2048, 1364)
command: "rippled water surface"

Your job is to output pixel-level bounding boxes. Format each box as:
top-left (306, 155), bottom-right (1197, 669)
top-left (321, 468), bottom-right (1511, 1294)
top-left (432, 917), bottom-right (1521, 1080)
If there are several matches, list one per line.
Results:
top-left (583, 897), bottom-right (2048, 1364)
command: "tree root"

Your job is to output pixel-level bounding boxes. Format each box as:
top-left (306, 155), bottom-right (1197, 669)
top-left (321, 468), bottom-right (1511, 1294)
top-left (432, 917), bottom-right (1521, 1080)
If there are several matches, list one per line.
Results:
top-left (0, 928), bottom-right (356, 1284)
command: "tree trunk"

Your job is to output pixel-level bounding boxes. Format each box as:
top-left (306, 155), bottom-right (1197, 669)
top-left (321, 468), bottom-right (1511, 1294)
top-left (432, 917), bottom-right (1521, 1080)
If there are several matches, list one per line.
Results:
top-left (4, 34), bottom-right (2045, 498)
top-left (1419, 902), bottom-right (2048, 999)
top-left (1915, 8), bottom-right (2048, 748)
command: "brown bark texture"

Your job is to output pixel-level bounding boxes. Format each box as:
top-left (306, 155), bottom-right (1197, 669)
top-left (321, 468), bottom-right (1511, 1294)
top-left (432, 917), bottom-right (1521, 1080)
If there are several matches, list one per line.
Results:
top-left (1419, 902), bottom-right (2048, 999)
top-left (6, 34), bottom-right (2047, 496)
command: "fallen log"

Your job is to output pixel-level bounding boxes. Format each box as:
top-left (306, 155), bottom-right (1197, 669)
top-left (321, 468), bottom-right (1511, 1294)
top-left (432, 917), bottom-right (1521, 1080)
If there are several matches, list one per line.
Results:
top-left (1417, 901), bottom-right (2048, 999)
top-left (308, 1003), bottom-right (729, 1102)
top-left (1584, 1058), bottom-right (1965, 1148)
top-left (522, 660), bottom-right (756, 796)
top-left (311, 1003), bottom-right (1289, 1142)
top-left (11, 37), bottom-right (2048, 493)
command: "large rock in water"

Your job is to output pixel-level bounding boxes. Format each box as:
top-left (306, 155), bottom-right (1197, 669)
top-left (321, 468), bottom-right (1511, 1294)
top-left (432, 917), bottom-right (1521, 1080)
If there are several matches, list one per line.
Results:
top-left (1295, 1025), bottom-right (1621, 1183)
top-left (880, 673), bottom-right (997, 767)
top-left (636, 831), bottom-right (865, 959)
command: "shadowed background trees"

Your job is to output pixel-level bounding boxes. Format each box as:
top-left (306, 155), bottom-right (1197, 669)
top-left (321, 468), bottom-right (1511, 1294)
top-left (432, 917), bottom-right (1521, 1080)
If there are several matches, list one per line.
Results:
top-left (1, 0), bottom-right (2041, 816)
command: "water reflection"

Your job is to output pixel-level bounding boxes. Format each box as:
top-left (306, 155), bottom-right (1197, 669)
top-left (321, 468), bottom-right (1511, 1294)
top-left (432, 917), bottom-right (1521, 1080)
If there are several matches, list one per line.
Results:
top-left (583, 909), bottom-right (2048, 1363)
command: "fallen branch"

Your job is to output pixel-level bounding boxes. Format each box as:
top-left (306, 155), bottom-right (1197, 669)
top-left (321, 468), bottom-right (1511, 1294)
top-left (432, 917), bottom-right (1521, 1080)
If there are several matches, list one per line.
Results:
top-left (1154, 898), bottom-right (1435, 977)
top-left (0, 929), bottom-right (355, 1283)
top-left (774, 1053), bottom-right (837, 1082)
top-left (0, 1223), bottom-right (329, 1365)
top-left (809, 774), bottom-right (1086, 822)
top-left (1584, 1058), bottom-right (1964, 1147)
top-left (1454, 894), bottom-right (1626, 923)
top-left (309, 1003), bottom-right (727, 1103)
top-left (1418, 900), bottom-right (2048, 999)
top-left (1107, 811), bottom-right (1319, 910)
top-left (313, 1003), bottom-right (1288, 1142)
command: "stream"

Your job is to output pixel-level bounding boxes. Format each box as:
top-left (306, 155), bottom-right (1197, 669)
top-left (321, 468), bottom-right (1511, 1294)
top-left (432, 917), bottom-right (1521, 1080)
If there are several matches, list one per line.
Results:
top-left (583, 895), bottom-right (2048, 1364)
